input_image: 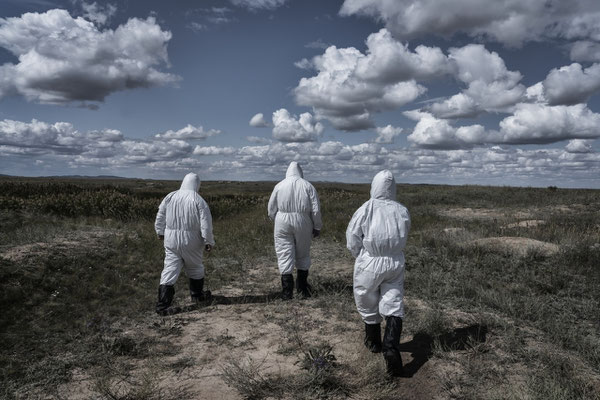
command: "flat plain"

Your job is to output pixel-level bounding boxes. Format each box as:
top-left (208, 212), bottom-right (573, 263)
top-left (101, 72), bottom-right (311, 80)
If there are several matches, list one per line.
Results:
top-left (1, 176), bottom-right (599, 399)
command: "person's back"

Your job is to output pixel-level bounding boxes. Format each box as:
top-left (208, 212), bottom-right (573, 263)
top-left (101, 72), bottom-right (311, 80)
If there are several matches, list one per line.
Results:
top-left (268, 162), bottom-right (322, 299)
top-left (350, 177), bottom-right (410, 258)
top-left (155, 173), bottom-right (214, 315)
top-left (346, 170), bottom-right (410, 377)
top-left (159, 176), bottom-right (212, 248)
top-left (163, 190), bottom-right (203, 232)
top-left (268, 163), bottom-right (318, 217)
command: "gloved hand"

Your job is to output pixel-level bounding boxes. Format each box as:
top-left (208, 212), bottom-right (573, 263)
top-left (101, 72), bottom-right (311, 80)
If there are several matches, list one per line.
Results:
top-left (312, 229), bottom-right (320, 238)
top-left (205, 244), bottom-right (212, 252)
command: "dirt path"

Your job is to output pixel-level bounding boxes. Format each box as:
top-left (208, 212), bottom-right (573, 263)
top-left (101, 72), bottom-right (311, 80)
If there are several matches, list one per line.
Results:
top-left (50, 237), bottom-right (450, 399)
top-left (21, 231), bottom-right (593, 399)
top-left (57, 298), bottom-right (448, 400)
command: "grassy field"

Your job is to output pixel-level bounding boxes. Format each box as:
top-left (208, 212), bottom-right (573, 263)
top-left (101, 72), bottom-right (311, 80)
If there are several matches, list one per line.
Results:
top-left (0, 176), bottom-right (599, 399)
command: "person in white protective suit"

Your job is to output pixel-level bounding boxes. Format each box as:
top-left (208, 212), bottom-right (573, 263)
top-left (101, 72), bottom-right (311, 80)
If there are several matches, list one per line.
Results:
top-left (346, 170), bottom-right (411, 377)
top-left (268, 162), bottom-right (322, 300)
top-left (154, 172), bottom-right (215, 315)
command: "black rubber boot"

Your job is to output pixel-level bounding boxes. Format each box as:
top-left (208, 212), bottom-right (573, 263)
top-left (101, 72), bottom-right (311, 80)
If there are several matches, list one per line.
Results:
top-left (281, 274), bottom-right (294, 300)
top-left (382, 316), bottom-right (404, 377)
top-left (156, 285), bottom-right (175, 315)
top-left (296, 269), bottom-right (312, 299)
top-left (189, 278), bottom-right (212, 303)
top-left (364, 323), bottom-right (382, 353)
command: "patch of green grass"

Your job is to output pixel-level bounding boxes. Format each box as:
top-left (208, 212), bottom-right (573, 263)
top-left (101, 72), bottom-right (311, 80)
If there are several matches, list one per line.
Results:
top-left (1, 177), bottom-right (599, 399)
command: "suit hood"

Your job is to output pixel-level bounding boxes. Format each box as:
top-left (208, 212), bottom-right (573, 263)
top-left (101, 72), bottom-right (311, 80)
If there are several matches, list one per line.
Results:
top-left (286, 161), bottom-right (304, 178)
top-left (370, 170), bottom-right (396, 200)
top-left (180, 172), bottom-right (200, 191)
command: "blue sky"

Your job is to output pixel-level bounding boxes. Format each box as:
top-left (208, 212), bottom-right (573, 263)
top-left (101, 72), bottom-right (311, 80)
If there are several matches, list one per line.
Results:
top-left (1, 0), bottom-right (599, 188)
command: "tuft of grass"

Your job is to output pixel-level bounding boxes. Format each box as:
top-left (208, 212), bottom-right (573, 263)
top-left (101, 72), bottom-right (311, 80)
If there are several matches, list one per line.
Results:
top-left (413, 307), bottom-right (451, 339)
top-left (220, 357), bottom-right (281, 400)
top-left (527, 351), bottom-right (599, 400)
top-left (2, 177), bottom-right (599, 399)
top-left (93, 360), bottom-right (188, 400)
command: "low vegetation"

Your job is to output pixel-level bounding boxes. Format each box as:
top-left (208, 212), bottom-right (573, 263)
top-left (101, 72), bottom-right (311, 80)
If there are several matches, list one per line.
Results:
top-left (0, 176), bottom-right (598, 399)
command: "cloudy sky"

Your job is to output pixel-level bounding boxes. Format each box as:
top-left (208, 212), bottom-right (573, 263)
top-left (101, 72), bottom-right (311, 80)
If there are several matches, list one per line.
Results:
top-left (1, 0), bottom-right (600, 188)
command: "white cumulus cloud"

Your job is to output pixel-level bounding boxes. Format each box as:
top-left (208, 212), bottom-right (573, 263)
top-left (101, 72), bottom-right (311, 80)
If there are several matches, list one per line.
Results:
top-left (193, 145), bottom-right (237, 155)
top-left (294, 58), bottom-right (313, 70)
top-left (404, 111), bottom-right (486, 149)
top-left (294, 29), bottom-right (443, 131)
top-left (498, 103), bottom-right (600, 144)
top-left (540, 63), bottom-right (600, 106)
top-left (272, 109), bottom-right (324, 142)
top-left (154, 125), bottom-right (221, 140)
top-left (339, 0), bottom-right (600, 48)
top-left (0, 119), bottom-right (236, 170)
top-left (0, 9), bottom-right (179, 106)
top-left (249, 113), bottom-right (270, 127)
top-left (565, 139), bottom-right (595, 153)
top-left (375, 125), bottom-right (403, 144)
top-left (426, 44), bottom-right (525, 118)
top-left (2, 118), bottom-right (598, 186)
top-left (0, 119), bottom-right (124, 155)
top-left (405, 103), bottom-right (600, 148)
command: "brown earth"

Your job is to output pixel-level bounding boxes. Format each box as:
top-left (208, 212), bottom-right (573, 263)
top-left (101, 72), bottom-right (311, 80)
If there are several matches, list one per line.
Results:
top-left (0, 226), bottom-right (117, 263)
top-left (44, 238), bottom-right (454, 400)
top-left (503, 219), bottom-right (546, 229)
top-left (5, 225), bottom-right (590, 399)
top-left (469, 236), bottom-right (560, 257)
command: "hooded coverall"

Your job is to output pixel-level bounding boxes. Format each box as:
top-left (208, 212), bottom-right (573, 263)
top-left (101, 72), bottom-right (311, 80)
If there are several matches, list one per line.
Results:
top-left (346, 170), bottom-right (411, 324)
top-left (268, 162), bottom-right (322, 275)
top-left (155, 173), bottom-right (215, 286)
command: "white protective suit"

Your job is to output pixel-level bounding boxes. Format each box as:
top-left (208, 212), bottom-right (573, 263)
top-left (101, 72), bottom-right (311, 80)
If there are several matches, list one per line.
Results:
top-left (346, 170), bottom-right (411, 325)
top-left (268, 162), bottom-right (322, 275)
top-left (155, 173), bottom-right (215, 286)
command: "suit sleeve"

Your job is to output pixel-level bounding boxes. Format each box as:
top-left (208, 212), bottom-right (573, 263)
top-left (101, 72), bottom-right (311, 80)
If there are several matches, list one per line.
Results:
top-left (346, 206), bottom-right (365, 258)
top-left (200, 200), bottom-right (215, 246)
top-left (267, 186), bottom-right (279, 221)
top-left (154, 193), bottom-right (172, 235)
top-left (308, 184), bottom-right (322, 231)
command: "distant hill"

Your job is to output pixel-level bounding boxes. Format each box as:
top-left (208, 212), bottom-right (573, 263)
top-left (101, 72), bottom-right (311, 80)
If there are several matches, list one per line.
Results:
top-left (0, 174), bottom-right (129, 180)
top-left (52, 175), bottom-right (128, 180)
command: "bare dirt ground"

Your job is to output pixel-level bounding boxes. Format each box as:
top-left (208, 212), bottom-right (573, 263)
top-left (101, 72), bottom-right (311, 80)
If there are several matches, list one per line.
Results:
top-left (437, 207), bottom-right (564, 257)
top-left (437, 204), bottom-right (591, 221)
top-left (503, 219), bottom-right (546, 229)
top-left (30, 237), bottom-right (453, 400)
top-left (54, 297), bottom-right (452, 400)
top-left (5, 204), bottom-right (599, 400)
top-left (469, 237), bottom-right (560, 257)
top-left (0, 226), bottom-right (117, 263)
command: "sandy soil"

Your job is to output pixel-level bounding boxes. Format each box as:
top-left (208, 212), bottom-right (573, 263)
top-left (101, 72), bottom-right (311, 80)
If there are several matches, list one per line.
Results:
top-left (439, 203), bottom-right (597, 222)
top-left (0, 227), bottom-right (116, 263)
top-left (503, 219), bottom-right (546, 228)
top-left (469, 236), bottom-right (560, 257)
top-left (48, 238), bottom-right (453, 400)
top-left (55, 290), bottom-right (449, 399)
top-left (438, 207), bottom-right (514, 220)
top-left (9, 212), bottom-right (589, 399)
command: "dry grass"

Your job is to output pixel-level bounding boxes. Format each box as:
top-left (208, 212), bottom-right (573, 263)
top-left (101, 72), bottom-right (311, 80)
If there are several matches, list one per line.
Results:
top-left (0, 177), bottom-right (599, 399)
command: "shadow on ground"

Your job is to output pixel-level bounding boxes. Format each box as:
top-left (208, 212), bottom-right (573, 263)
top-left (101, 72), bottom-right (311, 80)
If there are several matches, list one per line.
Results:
top-left (400, 324), bottom-right (488, 377)
top-left (210, 292), bottom-right (282, 305)
top-left (312, 280), bottom-right (354, 296)
top-left (159, 292), bottom-right (283, 315)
